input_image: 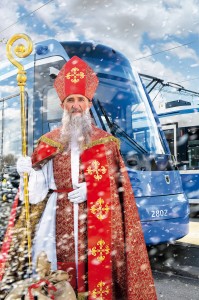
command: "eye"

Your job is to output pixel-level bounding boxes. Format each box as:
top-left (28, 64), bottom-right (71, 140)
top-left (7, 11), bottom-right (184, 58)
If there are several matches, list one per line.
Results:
top-left (66, 98), bottom-right (74, 103)
top-left (79, 97), bottom-right (85, 102)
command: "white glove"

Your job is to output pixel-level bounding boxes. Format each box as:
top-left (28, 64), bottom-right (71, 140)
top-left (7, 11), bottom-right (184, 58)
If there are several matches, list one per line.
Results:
top-left (68, 182), bottom-right (87, 204)
top-left (16, 156), bottom-right (32, 176)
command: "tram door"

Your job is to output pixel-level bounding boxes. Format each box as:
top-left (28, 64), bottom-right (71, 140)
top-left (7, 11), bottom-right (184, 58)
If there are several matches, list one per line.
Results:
top-left (162, 124), bottom-right (177, 160)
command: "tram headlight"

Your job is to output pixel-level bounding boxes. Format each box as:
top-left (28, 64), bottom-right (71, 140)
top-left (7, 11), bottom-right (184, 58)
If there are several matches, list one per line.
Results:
top-left (35, 45), bottom-right (49, 55)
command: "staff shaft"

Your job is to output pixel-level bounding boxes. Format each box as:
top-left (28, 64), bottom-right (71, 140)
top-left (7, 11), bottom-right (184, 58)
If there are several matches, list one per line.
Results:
top-left (20, 84), bottom-right (32, 267)
top-left (6, 34), bottom-right (33, 268)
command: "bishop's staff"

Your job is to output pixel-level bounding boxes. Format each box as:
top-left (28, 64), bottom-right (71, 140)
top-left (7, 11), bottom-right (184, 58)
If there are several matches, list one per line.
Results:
top-left (6, 33), bottom-right (33, 267)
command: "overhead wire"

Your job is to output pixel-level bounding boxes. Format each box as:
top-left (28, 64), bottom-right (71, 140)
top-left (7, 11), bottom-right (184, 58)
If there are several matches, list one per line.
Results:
top-left (133, 40), bottom-right (196, 61)
top-left (138, 40), bottom-right (199, 86)
top-left (0, 0), bottom-right (197, 63)
top-left (142, 73), bottom-right (199, 87)
top-left (133, 38), bottom-right (199, 86)
top-left (141, 74), bottom-right (199, 102)
top-left (0, 0), bottom-right (55, 36)
top-left (175, 76), bottom-right (199, 84)
top-left (0, 0), bottom-right (198, 87)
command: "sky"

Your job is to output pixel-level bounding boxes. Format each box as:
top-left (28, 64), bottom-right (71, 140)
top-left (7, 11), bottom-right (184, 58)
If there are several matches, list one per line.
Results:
top-left (0, 0), bottom-right (199, 107)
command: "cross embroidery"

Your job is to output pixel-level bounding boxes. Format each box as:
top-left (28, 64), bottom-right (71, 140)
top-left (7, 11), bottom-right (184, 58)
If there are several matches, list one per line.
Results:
top-left (86, 160), bottom-right (107, 181)
top-left (91, 281), bottom-right (110, 300)
top-left (65, 67), bottom-right (85, 83)
top-left (91, 239), bottom-right (110, 262)
top-left (90, 198), bottom-right (110, 221)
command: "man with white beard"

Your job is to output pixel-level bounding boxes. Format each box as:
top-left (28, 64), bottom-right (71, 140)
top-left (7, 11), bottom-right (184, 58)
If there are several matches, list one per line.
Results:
top-left (0, 56), bottom-right (157, 300)
top-left (60, 98), bottom-right (92, 152)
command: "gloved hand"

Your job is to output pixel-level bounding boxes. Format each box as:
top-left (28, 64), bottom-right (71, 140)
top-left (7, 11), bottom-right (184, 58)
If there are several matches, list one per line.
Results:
top-left (68, 182), bottom-right (87, 204)
top-left (16, 156), bottom-right (32, 176)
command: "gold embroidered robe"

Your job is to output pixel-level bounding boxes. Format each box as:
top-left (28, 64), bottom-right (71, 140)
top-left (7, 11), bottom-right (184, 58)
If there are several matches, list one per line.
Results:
top-left (0, 125), bottom-right (157, 300)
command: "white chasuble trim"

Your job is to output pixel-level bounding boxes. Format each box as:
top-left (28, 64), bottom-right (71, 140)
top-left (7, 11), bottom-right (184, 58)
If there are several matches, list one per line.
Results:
top-left (71, 138), bottom-right (80, 286)
top-left (32, 160), bottom-right (58, 271)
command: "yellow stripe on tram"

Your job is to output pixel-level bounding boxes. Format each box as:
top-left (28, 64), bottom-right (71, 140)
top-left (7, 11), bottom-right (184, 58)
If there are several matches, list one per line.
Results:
top-left (177, 222), bottom-right (199, 246)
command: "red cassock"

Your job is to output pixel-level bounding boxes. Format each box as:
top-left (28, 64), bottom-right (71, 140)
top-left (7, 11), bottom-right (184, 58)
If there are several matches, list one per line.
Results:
top-left (0, 125), bottom-right (157, 300)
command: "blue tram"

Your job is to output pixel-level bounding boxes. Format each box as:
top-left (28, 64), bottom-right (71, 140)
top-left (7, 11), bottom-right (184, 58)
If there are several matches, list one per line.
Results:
top-left (140, 73), bottom-right (199, 214)
top-left (0, 39), bottom-right (189, 244)
top-left (158, 104), bottom-right (199, 209)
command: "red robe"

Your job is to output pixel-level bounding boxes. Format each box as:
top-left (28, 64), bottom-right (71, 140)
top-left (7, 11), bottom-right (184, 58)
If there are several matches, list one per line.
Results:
top-left (1, 125), bottom-right (157, 300)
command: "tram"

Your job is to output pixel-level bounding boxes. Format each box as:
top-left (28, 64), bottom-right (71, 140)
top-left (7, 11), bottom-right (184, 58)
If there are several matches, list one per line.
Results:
top-left (0, 39), bottom-right (189, 245)
top-left (158, 103), bottom-right (199, 208)
top-left (140, 73), bottom-right (199, 212)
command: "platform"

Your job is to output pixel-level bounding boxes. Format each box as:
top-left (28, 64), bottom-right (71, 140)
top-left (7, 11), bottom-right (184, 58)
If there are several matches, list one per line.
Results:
top-left (177, 221), bottom-right (199, 246)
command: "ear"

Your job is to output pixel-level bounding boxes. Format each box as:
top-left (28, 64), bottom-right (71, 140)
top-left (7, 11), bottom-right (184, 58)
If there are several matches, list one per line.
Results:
top-left (60, 102), bottom-right (64, 109)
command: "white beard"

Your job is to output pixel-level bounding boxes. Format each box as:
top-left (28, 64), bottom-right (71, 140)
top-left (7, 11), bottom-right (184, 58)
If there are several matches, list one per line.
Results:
top-left (60, 108), bottom-right (92, 151)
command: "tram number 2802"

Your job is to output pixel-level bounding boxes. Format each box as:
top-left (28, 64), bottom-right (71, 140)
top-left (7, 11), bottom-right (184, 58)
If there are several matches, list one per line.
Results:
top-left (151, 209), bottom-right (168, 218)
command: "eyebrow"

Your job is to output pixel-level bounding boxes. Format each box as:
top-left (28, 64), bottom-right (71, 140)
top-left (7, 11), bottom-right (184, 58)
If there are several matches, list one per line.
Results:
top-left (66, 96), bottom-right (85, 101)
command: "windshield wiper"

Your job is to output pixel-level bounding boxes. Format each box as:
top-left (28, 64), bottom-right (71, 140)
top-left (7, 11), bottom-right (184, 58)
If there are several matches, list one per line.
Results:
top-left (96, 100), bottom-right (148, 154)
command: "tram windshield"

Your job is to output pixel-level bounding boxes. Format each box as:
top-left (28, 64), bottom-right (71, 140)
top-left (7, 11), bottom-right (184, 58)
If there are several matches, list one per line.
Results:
top-left (93, 77), bottom-right (165, 155)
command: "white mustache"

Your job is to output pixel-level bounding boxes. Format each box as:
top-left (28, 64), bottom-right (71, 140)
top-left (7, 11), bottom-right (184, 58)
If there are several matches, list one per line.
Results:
top-left (70, 107), bottom-right (82, 113)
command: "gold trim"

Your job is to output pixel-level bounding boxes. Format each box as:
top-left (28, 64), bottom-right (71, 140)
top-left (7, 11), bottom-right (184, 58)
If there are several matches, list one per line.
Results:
top-left (83, 136), bottom-right (120, 150)
top-left (39, 136), bottom-right (64, 151)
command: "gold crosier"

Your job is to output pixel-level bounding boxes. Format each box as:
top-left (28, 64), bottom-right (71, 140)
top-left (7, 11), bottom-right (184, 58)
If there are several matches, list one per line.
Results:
top-left (6, 33), bottom-right (33, 267)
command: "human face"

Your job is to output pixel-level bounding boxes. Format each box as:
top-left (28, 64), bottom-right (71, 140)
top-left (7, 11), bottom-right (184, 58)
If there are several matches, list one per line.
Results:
top-left (61, 94), bottom-right (92, 116)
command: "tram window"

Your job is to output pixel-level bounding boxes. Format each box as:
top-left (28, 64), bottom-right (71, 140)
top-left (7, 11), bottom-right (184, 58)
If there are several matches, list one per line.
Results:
top-left (164, 129), bottom-right (175, 157)
top-left (187, 128), bottom-right (199, 168)
top-left (0, 95), bottom-right (21, 170)
top-left (177, 127), bottom-right (199, 170)
top-left (177, 129), bottom-right (187, 161)
top-left (34, 57), bottom-right (66, 135)
top-left (165, 100), bottom-right (191, 108)
top-left (95, 79), bottom-right (163, 154)
top-left (0, 76), bottom-right (24, 168)
top-left (133, 130), bottom-right (151, 152)
top-left (46, 88), bottom-right (62, 121)
top-left (188, 141), bottom-right (199, 168)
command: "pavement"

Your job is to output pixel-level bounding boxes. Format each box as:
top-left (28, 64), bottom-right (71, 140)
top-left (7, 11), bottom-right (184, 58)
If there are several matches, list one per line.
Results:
top-left (148, 221), bottom-right (199, 279)
top-left (177, 221), bottom-right (199, 245)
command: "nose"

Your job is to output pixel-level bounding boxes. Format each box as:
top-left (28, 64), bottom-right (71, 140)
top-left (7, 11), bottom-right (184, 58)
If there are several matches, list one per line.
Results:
top-left (72, 104), bottom-right (79, 110)
top-left (71, 100), bottom-right (82, 113)
top-left (72, 100), bottom-right (80, 109)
